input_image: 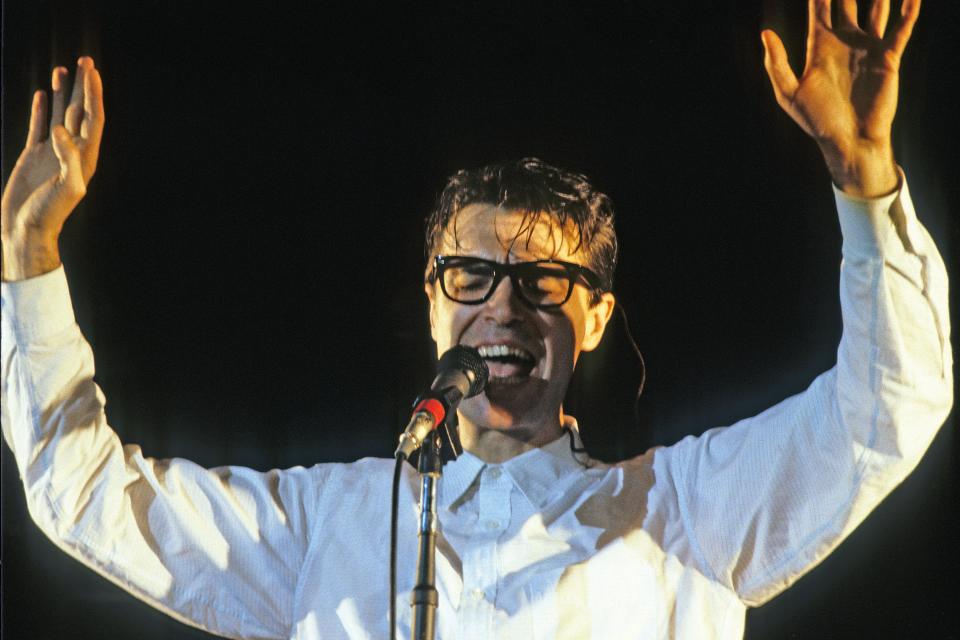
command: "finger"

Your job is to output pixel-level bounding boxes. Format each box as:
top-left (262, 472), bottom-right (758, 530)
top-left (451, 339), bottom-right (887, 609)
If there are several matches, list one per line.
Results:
top-left (26, 90), bottom-right (48, 147)
top-left (80, 64), bottom-right (105, 179)
top-left (80, 62), bottom-right (104, 139)
top-left (805, 0), bottom-right (832, 68)
top-left (65, 57), bottom-right (88, 136)
top-left (812, 0), bottom-right (832, 29)
top-left (761, 30), bottom-right (802, 116)
top-left (49, 66), bottom-right (68, 131)
top-left (838, 0), bottom-right (859, 30)
top-left (867, 0), bottom-right (890, 37)
top-left (885, 0), bottom-right (921, 57)
top-left (49, 125), bottom-right (87, 201)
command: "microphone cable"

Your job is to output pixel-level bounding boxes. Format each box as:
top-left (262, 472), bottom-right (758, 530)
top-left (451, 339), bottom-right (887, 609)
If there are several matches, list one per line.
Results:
top-left (616, 302), bottom-right (647, 424)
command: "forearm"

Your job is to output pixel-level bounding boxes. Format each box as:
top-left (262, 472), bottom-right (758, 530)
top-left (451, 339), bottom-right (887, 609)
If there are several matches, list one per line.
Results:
top-left (1, 270), bottom-right (315, 638)
top-left (673, 172), bottom-right (952, 606)
top-left (1, 228), bottom-right (62, 282)
top-left (834, 168), bottom-right (952, 435)
top-left (1, 267), bottom-right (102, 507)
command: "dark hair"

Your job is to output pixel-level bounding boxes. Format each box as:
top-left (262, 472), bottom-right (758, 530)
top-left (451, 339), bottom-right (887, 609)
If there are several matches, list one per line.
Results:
top-left (424, 158), bottom-right (618, 303)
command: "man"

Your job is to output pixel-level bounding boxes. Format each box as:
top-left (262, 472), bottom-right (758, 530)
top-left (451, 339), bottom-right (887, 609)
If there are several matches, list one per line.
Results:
top-left (1, 1), bottom-right (951, 639)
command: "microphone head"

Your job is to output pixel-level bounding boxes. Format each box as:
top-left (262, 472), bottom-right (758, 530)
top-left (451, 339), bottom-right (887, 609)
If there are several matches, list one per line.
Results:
top-left (437, 345), bottom-right (489, 398)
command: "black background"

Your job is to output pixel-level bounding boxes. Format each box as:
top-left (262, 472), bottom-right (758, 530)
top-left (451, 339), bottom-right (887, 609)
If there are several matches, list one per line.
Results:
top-left (2, 1), bottom-right (957, 638)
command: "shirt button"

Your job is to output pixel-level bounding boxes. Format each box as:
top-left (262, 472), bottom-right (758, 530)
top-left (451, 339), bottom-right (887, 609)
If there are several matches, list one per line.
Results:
top-left (485, 519), bottom-right (500, 530)
top-left (488, 467), bottom-right (502, 480)
top-left (471, 589), bottom-right (484, 601)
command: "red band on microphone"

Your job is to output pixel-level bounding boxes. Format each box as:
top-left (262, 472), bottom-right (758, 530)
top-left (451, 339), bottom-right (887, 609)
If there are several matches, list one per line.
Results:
top-left (413, 398), bottom-right (446, 427)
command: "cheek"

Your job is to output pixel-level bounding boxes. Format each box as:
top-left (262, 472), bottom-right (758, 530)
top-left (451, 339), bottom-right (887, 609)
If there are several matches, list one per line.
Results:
top-left (433, 302), bottom-right (472, 351)
top-left (562, 296), bottom-right (597, 357)
top-left (543, 315), bottom-right (579, 369)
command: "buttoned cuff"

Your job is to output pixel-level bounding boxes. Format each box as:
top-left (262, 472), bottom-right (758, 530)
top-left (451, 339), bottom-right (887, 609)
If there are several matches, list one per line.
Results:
top-left (1, 265), bottom-right (76, 343)
top-left (834, 166), bottom-right (921, 258)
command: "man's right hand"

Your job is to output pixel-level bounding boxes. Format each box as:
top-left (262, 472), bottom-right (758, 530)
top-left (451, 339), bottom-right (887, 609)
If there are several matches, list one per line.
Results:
top-left (1, 57), bottom-right (104, 282)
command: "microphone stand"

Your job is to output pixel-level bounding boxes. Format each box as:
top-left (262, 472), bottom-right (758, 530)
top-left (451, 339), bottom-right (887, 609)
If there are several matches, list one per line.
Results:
top-left (410, 431), bottom-right (442, 640)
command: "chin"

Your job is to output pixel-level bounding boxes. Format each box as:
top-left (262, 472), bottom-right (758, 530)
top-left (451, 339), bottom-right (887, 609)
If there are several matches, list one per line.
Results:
top-left (460, 377), bottom-right (554, 432)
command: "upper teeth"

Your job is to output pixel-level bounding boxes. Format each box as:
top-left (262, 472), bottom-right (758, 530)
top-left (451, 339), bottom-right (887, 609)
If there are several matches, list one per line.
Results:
top-left (477, 345), bottom-right (532, 360)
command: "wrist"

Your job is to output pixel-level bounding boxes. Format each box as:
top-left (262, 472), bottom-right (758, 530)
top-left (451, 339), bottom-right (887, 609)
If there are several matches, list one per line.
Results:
top-left (1, 226), bottom-right (62, 282)
top-left (818, 139), bottom-right (899, 198)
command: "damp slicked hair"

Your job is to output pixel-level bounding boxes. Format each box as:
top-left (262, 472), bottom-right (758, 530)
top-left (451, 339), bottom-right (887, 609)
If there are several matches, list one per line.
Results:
top-left (425, 158), bottom-right (618, 304)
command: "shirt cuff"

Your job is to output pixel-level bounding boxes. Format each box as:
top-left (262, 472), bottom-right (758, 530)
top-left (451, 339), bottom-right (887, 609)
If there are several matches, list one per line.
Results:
top-left (833, 166), bottom-right (919, 258)
top-left (1, 265), bottom-right (77, 343)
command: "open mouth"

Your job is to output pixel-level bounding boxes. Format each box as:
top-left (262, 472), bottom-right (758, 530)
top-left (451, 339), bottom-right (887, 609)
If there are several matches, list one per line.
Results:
top-left (476, 344), bottom-right (536, 382)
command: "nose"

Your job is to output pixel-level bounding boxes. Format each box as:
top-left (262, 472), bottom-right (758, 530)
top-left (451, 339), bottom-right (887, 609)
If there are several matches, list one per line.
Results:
top-left (482, 274), bottom-right (526, 325)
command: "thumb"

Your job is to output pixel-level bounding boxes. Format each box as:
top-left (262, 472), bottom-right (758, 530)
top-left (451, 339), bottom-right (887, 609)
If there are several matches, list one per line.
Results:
top-left (761, 30), bottom-right (800, 111)
top-left (49, 125), bottom-right (87, 200)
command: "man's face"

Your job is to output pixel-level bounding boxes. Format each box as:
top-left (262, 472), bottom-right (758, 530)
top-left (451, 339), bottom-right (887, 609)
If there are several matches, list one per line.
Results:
top-left (425, 204), bottom-right (615, 439)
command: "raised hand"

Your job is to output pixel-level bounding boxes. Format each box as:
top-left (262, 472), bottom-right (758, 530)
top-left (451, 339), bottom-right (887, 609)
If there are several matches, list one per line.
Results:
top-left (1, 57), bottom-right (104, 281)
top-left (761, 0), bottom-right (920, 197)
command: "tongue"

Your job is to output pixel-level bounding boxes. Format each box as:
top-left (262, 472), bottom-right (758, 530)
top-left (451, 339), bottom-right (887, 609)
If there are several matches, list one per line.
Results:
top-left (485, 359), bottom-right (533, 378)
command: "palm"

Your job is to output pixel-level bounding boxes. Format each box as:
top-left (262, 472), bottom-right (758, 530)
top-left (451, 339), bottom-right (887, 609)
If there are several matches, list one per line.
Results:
top-left (794, 28), bottom-right (899, 145)
top-left (5, 143), bottom-right (68, 228)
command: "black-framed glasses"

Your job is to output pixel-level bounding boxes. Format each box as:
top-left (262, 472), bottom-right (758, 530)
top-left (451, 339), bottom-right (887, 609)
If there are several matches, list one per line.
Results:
top-left (430, 255), bottom-right (606, 309)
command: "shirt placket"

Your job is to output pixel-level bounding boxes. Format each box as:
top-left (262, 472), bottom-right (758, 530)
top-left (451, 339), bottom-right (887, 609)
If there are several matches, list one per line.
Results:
top-left (457, 466), bottom-right (511, 639)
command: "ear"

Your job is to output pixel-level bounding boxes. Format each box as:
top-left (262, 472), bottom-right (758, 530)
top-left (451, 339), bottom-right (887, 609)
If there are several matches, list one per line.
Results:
top-left (424, 281), bottom-right (438, 343)
top-left (580, 292), bottom-right (616, 352)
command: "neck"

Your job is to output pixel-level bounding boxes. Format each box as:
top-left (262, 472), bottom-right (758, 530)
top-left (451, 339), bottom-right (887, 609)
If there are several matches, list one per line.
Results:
top-left (456, 413), bottom-right (566, 464)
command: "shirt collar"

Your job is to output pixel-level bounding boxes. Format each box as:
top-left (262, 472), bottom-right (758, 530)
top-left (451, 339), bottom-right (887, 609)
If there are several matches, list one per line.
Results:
top-left (440, 416), bottom-right (590, 510)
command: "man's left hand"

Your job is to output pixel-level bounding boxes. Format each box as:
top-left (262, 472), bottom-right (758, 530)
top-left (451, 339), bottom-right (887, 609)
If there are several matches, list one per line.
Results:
top-left (761, 0), bottom-right (920, 197)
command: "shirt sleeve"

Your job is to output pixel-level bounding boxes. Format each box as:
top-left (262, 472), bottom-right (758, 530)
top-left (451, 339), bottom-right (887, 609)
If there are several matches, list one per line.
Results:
top-left (664, 169), bottom-right (953, 606)
top-left (1, 267), bottom-right (326, 639)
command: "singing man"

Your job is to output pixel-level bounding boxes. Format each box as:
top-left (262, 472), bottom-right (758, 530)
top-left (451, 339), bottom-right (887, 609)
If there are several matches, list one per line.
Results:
top-left (1, 1), bottom-right (951, 638)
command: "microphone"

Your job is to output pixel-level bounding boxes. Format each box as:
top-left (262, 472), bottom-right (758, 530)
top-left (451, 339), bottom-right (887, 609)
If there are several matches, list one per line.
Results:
top-left (395, 345), bottom-right (489, 459)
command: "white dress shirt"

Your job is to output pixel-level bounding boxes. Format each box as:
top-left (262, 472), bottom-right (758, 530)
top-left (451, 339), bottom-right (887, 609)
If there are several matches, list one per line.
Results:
top-left (1, 172), bottom-right (952, 639)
